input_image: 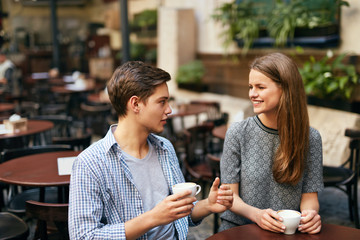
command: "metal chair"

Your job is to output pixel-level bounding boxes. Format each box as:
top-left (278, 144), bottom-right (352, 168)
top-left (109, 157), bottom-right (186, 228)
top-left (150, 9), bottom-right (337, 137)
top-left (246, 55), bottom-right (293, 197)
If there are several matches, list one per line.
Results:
top-left (0, 212), bottom-right (29, 240)
top-left (0, 145), bottom-right (73, 215)
top-left (26, 200), bottom-right (69, 240)
top-left (323, 128), bottom-right (360, 228)
top-left (80, 102), bottom-right (112, 137)
top-left (52, 129), bottom-right (92, 151)
top-left (30, 115), bottom-right (73, 145)
top-left (182, 123), bottom-right (215, 198)
top-left (189, 100), bottom-right (229, 127)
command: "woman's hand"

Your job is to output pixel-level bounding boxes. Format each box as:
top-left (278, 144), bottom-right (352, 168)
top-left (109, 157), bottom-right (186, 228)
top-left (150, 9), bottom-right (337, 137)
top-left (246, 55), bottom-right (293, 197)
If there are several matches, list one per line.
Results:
top-left (298, 209), bottom-right (321, 234)
top-left (255, 208), bottom-right (285, 233)
top-left (207, 177), bottom-right (233, 213)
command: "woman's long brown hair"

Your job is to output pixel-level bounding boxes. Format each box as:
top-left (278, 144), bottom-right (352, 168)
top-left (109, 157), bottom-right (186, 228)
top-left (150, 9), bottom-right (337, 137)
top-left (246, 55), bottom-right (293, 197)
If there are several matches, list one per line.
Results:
top-left (250, 53), bottom-right (309, 185)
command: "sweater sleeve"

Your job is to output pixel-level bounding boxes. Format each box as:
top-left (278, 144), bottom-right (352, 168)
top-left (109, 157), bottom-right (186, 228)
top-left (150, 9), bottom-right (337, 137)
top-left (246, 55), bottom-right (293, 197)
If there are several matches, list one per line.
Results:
top-left (302, 127), bottom-right (324, 193)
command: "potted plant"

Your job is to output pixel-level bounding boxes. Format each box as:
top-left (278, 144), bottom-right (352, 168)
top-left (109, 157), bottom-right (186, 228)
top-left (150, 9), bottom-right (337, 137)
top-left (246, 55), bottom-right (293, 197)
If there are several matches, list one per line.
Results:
top-left (211, 0), bottom-right (260, 55)
top-left (299, 50), bottom-right (359, 111)
top-left (176, 60), bottom-right (208, 92)
top-left (212, 0), bottom-right (350, 52)
top-left (130, 9), bottom-right (157, 38)
top-left (267, 0), bottom-right (320, 47)
top-left (268, 0), bottom-right (350, 47)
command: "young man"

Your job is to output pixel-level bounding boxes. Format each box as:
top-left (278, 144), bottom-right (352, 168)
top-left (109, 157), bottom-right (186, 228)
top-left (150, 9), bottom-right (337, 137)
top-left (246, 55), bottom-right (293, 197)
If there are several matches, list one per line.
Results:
top-left (69, 61), bottom-right (233, 239)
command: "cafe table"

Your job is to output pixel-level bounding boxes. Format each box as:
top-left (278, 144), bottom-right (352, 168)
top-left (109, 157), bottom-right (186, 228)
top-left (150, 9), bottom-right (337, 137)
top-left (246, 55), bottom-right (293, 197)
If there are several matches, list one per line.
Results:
top-left (87, 91), bottom-right (111, 104)
top-left (168, 104), bottom-right (209, 129)
top-left (0, 150), bottom-right (81, 202)
top-left (206, 223), bottom-right (360, 240)
top-left (0, 120), bottom-right (54, 139)
top-left (0, 103), bottom-right (15, 114)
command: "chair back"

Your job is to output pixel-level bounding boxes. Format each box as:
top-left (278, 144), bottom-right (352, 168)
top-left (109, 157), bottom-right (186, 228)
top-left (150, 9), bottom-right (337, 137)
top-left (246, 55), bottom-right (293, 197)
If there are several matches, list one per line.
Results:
top-left (206, 153), bottom-right (220, 179)
top-left (323, 128), bottom-right (360, 228)
top-left (31, 115), bottom-right (73, 137)
top-left (80, 102), bottom-right (112, 137)
top-left (345, 129), bottom-right (360, 180)
top-left (0, 212), bottom-right (29, 240)
top-left (183, 123), bottom-right (215, 166)
top-left (52, 131), bottom-right (92, 151)
top-left (190, 100), bottom-right (228, 126)
top-left (0, 145), bottom-right (72, 163)
top-left (26, 200), bottom-right (69, 240)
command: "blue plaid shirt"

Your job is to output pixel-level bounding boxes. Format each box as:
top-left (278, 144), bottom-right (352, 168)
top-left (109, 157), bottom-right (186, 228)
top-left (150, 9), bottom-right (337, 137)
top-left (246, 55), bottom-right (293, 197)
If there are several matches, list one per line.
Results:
top-left (69, 125), bottom-right (199, 239)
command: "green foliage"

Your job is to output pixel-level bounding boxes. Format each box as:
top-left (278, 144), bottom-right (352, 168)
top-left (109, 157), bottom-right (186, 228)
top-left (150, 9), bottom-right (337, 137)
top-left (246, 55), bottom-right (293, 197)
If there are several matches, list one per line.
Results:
top-left (176, 60), bottom-right (205, 84)
top-left (267, 0), bottom-right (321, 47)
top-left (116, 42), bottom-right (147, 61)
top-left (212, 0), bottom-right (350, 52)
top-left (211, 0), bottom-right (259, 55)
top-left (299, 51), bottom-right (358, 100)
top-left (131, 9), bottom-right (157, 29)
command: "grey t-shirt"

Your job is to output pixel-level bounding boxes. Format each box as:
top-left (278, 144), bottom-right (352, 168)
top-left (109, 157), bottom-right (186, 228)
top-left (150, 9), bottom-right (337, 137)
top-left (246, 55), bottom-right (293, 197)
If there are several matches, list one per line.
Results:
top-left (123, 140), bottom-right (176, 239)
top-left (220, 116), bottom-right (324, 229)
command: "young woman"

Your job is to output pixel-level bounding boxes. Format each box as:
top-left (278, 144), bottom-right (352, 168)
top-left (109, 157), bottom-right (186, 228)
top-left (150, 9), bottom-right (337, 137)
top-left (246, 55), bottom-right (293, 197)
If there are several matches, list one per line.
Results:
top-left (219, 53), bottom-right (323, 234)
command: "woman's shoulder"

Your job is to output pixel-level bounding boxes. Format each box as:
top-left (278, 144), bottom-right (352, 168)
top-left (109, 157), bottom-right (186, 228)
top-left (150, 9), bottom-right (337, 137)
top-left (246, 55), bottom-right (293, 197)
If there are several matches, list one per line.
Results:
top-left (226, 116), bottom-right (256, 137)
top-left (309, 127), bottom-right (322, 140)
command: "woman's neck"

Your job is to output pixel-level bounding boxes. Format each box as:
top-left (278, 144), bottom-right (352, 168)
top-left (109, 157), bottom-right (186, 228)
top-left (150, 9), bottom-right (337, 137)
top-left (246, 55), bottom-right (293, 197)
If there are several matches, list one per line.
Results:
top-left (258, 113), bottom-right (278, 130)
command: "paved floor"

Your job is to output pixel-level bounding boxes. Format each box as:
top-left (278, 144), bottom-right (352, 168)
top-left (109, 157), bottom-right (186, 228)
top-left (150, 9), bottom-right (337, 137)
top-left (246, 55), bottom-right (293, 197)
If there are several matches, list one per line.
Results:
top-left (188, 183), bottom-right (360, 239)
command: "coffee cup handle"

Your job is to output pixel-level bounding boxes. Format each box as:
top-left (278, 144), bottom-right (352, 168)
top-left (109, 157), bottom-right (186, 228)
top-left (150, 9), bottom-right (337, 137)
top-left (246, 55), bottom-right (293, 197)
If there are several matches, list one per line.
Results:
top-left (195, 185), bottom-right (201, 196)
top-left (299, 216), bottom-right (306, 227)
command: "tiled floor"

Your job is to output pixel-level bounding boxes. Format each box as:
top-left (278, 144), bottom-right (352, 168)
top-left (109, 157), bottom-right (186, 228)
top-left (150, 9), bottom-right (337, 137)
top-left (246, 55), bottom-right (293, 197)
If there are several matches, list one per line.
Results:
top-left (188, 183), bottom-right (360, 239)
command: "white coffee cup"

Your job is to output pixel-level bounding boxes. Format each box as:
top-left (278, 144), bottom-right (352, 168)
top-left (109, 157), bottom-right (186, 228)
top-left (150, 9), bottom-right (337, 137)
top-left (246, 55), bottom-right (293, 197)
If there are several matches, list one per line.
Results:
top-left (277, 209), bottom-right (303, 235)
top-left (172, 182), bottom-right (201, 197)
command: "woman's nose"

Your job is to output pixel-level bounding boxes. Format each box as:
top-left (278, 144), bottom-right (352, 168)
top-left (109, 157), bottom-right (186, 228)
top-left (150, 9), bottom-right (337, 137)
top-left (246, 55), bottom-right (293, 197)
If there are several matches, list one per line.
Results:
top-left (249, 88), bottom-right (258, 98)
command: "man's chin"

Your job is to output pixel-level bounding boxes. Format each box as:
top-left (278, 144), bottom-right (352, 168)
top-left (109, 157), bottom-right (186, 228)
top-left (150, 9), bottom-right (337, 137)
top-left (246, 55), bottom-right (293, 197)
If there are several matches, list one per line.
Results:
top-left (151, 127), bottom-right (164, 135)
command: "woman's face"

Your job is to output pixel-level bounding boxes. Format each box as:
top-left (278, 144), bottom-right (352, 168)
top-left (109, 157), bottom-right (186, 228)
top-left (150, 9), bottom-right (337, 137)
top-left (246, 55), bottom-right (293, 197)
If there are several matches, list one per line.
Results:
top-left (248, 69), bottom-right (282, 116)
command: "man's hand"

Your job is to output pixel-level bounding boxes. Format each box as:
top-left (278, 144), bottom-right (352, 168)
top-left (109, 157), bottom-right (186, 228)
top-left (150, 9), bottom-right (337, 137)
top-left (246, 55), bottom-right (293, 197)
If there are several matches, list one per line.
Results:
top-left (150, 190), bottom-right (196, 226)
top-left (207, 177), bottom-right (233, 213)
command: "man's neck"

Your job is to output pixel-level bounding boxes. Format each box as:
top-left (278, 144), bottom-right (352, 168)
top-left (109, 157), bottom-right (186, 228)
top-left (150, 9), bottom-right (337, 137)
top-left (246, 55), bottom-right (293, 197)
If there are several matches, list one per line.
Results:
top-left (113, 118), bottom-right (150, 159)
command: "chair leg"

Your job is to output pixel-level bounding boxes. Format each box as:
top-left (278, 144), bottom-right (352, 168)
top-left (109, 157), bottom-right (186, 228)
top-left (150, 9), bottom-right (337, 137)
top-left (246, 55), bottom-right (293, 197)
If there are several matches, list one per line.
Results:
top-left (347, 185), bottom-right (354, 221)
top-left (213, 213), bottom-right (219, 234)
top-left (353, 183), bottom-right (359, 228)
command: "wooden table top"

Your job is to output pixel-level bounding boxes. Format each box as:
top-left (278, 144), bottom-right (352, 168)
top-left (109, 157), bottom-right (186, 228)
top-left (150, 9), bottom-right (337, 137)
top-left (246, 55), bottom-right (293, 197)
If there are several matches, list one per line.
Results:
top-left (87, 92), bottom-right (111, 104)
top-left (169, 104), bottom-right (208, 118)
top-left (51, 84), bottom-right (95, 94)
top-left (0, 151), bottom-right (81, 187)
top-left (0, 119), bottom-right (54, 139)
top-left (0, 103), bottom-right (15, 113)
top-left (206, 223), bottom-right (360, 240)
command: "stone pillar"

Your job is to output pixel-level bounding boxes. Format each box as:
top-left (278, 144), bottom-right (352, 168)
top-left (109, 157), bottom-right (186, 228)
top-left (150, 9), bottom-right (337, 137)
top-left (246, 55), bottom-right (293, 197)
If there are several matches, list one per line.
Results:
top-left (157, 7), bottom-right (196, 93)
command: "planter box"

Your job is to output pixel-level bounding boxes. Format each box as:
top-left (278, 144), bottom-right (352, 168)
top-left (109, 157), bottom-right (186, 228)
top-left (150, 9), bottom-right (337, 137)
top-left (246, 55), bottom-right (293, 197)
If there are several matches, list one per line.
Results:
top-left (178, 83), bottom-right (209, 92)
top-left (307, 96), bottom-right (359, 113)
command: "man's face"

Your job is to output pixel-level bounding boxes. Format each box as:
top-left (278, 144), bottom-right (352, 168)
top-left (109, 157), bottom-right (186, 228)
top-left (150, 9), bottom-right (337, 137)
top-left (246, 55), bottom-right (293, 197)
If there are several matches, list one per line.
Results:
top-left (137, 82), bottom-right (172, 134)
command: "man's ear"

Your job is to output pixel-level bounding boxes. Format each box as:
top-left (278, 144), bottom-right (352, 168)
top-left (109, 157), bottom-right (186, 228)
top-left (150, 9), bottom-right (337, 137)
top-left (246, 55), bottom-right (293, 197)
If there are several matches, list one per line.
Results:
top-left (128, 95), bottom-right (140, 113)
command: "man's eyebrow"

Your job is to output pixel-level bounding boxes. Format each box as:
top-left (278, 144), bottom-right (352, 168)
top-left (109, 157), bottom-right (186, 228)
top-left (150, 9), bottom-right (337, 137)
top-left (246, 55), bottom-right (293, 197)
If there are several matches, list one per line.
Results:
top-left (158, 96), bottom-right (169, 100)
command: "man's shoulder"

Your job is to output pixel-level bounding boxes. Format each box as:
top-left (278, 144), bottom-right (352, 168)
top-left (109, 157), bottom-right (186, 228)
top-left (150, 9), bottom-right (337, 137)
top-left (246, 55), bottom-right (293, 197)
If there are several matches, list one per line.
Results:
top-left (77, 138), bottom-right (109, 164)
